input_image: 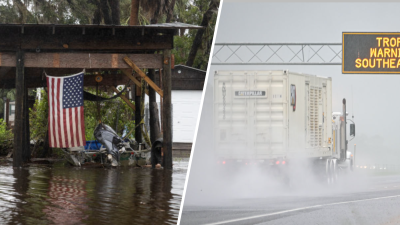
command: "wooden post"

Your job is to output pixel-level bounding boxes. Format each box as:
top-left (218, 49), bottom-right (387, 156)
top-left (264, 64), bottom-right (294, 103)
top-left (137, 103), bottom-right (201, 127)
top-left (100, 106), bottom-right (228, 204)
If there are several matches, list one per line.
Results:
top-left (5, 98), bottom-right (9, 129)
top-left (148, 69), bottom-right (161, 144)
top-left (23, 86), bottom-right (30, 162)
top-left (130, 84), bottom-right (135, 138)
top-left (162, 50), bottom-right (173, 169)
top-left (13, 50), bottom-right (25, 167)
top-left (134, 81), bottom-right (142, 144)
top-left (159, 69), bottom-right (163, 132)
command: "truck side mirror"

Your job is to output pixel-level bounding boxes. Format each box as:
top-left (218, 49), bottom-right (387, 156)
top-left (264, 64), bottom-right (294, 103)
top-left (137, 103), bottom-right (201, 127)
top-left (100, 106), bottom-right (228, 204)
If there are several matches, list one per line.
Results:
top-left (350, 124), bottom-right (355, 136)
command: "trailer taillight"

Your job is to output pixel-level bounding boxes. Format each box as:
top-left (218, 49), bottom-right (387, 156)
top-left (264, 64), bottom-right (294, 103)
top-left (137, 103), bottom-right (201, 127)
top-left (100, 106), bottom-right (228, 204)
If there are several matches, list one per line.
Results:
top-left (282, 161), bottom-right (286, 165)
top-left (222, 161), bottom-right (226, 165)
top-left (276, 161), bottom-right (280, 165)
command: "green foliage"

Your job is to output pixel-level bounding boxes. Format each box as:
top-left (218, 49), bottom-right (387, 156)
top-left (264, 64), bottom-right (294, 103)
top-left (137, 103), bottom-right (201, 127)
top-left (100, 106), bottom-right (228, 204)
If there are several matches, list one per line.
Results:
top-left (83, 86), bottom-right (135, 141)
top-left (120, 0), bottom-right (150, 25)
top-left (30, 90), bottom-right (49, 143)
top-left (0, 119), bottom-right (13, 141)
top-left (0, 119), bottom-right (13, 155)
top-left (172, 0), bottom-right (218, 70)
top-left (0, 0), bottom-right (96, 24)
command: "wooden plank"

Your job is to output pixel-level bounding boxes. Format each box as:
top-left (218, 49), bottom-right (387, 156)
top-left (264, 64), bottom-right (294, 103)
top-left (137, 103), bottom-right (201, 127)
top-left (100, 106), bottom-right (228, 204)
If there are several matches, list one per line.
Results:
top-left (110, 86), bottom-right (136, 111)
top-left (148, 69), bottom-right (161, 143)
top-left (0, 53), bottom-right (163, 68)
top-left (19, 33), bottom-right (173, 51)
top-left (120, 69), bottom-right (149, 95)
top-left (2, 52), bottom-right (15, 67)
top-left (123, 56), bottom-right (164, 97)
top-left (13, 50), bottom-right (24, 167)
top-left (162, 50), bottom-right (173, 169)
top-left (23, 84), bottom-right (30, 162)
top-left (0, 26), bottom-right (175, 52)
top-left (111, 54), bottom-right (118, 68)
top-left (53, 53), bottom-right (60, 68)
top-left (134, 85), bottom-right (142, 143)
top-left (2, 74), bottom-right (131, 88)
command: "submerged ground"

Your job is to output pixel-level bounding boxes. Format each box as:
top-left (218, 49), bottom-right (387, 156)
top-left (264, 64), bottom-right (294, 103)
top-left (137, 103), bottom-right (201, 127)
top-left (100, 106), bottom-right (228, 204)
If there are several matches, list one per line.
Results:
top-left (0, 158), bottom-right (188, 224)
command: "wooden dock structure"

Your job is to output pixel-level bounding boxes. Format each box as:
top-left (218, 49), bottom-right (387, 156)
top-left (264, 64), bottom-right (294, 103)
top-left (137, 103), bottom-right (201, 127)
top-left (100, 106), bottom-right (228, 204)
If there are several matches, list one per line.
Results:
top-left (0, 23), bottom-right (203, 168)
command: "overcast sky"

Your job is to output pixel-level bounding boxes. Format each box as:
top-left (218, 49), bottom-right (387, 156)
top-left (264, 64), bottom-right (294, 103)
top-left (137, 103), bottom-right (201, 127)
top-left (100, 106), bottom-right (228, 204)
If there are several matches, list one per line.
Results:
top-left (184, 2), bottom-right (400, 206)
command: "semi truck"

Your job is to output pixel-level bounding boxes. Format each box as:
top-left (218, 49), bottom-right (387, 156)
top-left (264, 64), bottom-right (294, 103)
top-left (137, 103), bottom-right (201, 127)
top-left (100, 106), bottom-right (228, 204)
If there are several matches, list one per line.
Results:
top-left (213, 70), bottom-right (355, 183)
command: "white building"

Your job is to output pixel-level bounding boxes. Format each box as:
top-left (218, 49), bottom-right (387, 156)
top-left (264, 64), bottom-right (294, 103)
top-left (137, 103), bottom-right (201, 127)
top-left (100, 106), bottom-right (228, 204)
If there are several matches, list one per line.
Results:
top-left (3, 101), bottom-right (15, 128)
top-left (145, 65), bottom-right (206, 153)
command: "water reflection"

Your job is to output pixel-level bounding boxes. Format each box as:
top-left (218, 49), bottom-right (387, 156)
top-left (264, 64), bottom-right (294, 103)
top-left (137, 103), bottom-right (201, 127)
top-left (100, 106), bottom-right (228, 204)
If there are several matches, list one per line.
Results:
top-left (0, 159), bottom-right (187, 224)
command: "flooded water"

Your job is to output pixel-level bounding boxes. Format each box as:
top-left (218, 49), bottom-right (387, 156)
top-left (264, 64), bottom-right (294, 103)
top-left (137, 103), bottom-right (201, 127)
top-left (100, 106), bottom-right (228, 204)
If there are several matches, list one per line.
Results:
top-left (0, 158), bottom-right (188, 224)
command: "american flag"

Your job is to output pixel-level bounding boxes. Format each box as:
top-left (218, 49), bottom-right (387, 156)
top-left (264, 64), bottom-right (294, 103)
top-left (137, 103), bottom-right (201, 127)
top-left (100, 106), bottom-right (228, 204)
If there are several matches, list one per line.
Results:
top-left (47, 72), bottom-right (86, 148)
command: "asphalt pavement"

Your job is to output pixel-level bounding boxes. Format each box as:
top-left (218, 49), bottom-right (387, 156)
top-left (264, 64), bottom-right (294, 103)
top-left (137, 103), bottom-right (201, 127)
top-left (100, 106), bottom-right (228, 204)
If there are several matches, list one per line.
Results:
top-left (180, 172), bottom-right (400, 225)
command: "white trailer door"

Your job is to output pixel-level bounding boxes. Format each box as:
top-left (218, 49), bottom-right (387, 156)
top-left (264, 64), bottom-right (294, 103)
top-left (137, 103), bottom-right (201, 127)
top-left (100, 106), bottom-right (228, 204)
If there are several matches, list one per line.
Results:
top-left (214, 73), bottom-right (249, 159)
top-left (214, 71), bottom-right (288, 160)
top-left (253, 72), bottom-right (287, 158)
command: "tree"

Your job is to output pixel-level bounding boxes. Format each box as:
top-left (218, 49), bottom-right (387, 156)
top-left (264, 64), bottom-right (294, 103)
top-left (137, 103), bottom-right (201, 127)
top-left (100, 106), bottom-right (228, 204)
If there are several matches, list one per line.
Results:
top-left (186, 0), bottom-right (219, 68)
top-left (129, 0), bottom-right (140, 25)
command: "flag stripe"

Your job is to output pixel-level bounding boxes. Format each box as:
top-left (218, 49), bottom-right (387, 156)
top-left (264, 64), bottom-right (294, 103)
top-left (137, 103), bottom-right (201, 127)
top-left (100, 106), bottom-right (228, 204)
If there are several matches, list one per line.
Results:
top-left (52, 78), bottom-right (56, 147)
top-left (59, 78), bottom-right (65, 147)
top-left (47, 77), bottom-right (53, 147)
top-left (65, 108), bottom-right (71, 147)
top-left (72, 107), bottom-right (77, 147)
top-left (54, 78), bottom-right (59, 147)
top-left (77, 106), bottom-right (83, 146)
top-left (64, 108), bottom-right (70, 148)
top-left (57, 78), bottom-right (62, 148)
top-left (80, 106), bottom-right (86, 145)
top-left (75, 107), bottom-right (80, 146)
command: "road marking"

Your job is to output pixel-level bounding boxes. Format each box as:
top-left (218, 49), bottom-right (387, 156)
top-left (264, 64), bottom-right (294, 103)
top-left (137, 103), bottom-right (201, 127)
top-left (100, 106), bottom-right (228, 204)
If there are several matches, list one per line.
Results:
top-left (203, 195), bottom-right (400, 225)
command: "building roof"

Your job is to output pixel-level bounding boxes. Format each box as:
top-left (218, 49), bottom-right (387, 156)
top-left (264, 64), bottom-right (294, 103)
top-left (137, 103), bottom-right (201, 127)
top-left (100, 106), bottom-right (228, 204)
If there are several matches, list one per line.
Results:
top-left (0, 22), bottom-right (203, 31)
top-left (173, 65), bottom-right (206, 73)
top-left (0, 22), bottom-right (203, 53)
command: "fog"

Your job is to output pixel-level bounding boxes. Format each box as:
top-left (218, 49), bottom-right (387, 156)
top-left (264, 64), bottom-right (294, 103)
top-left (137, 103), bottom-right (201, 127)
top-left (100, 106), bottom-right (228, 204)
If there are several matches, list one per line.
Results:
top-left (183, 2), bottom-right (400, 206)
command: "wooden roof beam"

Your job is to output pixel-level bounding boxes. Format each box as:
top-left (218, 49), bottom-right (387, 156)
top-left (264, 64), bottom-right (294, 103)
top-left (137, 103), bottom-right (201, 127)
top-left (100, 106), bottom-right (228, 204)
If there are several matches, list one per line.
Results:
top-left (120, 69), bottom-right (149, 96)
top-left (123, 56), bottom-right (163, 97)
top-left (110, 86), bottom-right (135, 111)
top-left (0, 53), bottom-right (162, 69)
top-left (1, 74), bottom-right (131, 89)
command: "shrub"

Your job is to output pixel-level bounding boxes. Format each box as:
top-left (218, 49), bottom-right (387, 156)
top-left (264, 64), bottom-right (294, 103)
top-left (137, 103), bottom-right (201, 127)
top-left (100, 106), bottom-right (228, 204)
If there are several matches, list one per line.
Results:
top-left (0, 119), bottom-right (13, 155)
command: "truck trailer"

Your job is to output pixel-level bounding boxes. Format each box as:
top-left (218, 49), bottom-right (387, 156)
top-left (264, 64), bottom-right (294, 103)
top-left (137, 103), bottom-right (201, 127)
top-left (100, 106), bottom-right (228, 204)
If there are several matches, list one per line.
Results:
top-left (214, 70), bottom-right (355, 183)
